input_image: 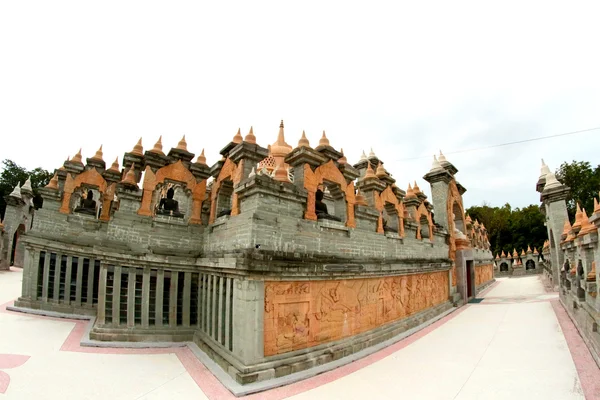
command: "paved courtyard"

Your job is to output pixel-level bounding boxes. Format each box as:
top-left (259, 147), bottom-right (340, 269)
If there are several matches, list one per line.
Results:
top-left (1, 268), bottom-right (599, 399)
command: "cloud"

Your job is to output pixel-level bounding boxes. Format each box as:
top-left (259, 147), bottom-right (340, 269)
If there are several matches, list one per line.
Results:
top-left (0, 1), bottom-right (599, 210)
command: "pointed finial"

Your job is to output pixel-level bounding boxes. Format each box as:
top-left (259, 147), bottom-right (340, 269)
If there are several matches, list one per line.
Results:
top-left (195, 149), bottom-right (207, 165)
top-left (339, 148), bottom-right (347, 164)
top-left (72, 148), bottom-right (83, 164)
top-left (109, 157), bottom-right (120, 172)
top-left (131, 138), bottom-right (143, 156)
top-left (355, 189), bottom-right (368, 206)
top-left (176, 135), bottom-right (188, 151)
top-left (249, 166), bottom-right (256, 178)
top-left (22, 176), bottom-right (33, 193)
top-left (543, 171), bottom-right (561, 190)
top-left (121, 163), bottom-right (138, 187)
top-left (319, 131), bottom-right (330, 147)
top-left (430, 155), bottom-right (443, 172)
top-left (413, 180), bottom-right (421, 193)
top-left (362, 162), bottom-right (376, 180)
top-left (9, 182), bottom-right (22, 198)
top-left (150, 136), bottom-right (164, 155)
top-left (369, 148), bottom-right (376, 158)
top-left (438, 150), bottom-right (447, 163)
top-left (244, 127), bottom-right (256, 144)
top-left (271, 121), bottom-right (292, 156)
top-left (298, 130), bottom-right (310, 148)
top-left (232, 128), bottom-right (243, 144)
top-left (360, 150), bottom-right (367, 161)
top-left (91, 145), bottom-right (104, 161)
top-left (594, 197), bottom-right (600, 215)
top-left (527, 245), bottom-right (532, 253)
top-left (45, 173), bottom-right (59, 189)
top-left (540, 159), bottom-right (551, 177)
top-left (376, 161), bottom-right (386, 178)
top-left (273, 165), bottom-right (291, 183)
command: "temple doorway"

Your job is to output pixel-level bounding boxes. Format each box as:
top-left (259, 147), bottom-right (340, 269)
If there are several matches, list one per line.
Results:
top-left (10, 223), bottom-right (26, 266)
top-left (466, 260), bottom-right (474, 298)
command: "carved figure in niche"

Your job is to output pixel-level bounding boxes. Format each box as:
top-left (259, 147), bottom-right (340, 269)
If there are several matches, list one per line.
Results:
top-left (315, 189), bottom-right (341, 221)
top-left (74, 190), bottom-right (97, 216)
top-left (577, 260), bottom-right (584, 277)
top-left (158, 188), bottom-right (183, 217)
top-left (562, 259), bottom-right (570, 273)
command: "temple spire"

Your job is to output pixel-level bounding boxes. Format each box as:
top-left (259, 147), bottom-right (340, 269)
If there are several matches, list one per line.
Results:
top-left (131, 138), bottom-right (143, 156)
top-left (233, 128), bottom-right (243, 144)
top-left (319, 131), bottom-right (330, 147)
top-left (244, 127), bottom-right (257, 144)
top-left (195, 149), bottom-right (207, 165)
top-left (176, 135), bottom-right (188, 151)
top-left (91, 145), bottom-right (104, 161)
top-left (150, 136), bottom-right (164, 155)
top-left (298, 130), bottom-right (310, 148)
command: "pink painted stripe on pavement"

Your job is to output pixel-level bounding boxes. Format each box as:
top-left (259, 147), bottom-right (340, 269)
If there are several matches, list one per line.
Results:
top-left (551, 299), bottom-right (600, 399)
top-left (1, 291), bottom-right (474, 400)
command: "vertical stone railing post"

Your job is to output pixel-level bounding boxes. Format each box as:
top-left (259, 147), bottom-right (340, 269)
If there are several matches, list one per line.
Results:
top-left (232, 278), bottom-right (264, 365)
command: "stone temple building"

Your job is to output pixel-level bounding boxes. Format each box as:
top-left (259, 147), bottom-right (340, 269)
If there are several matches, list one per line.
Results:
top-left (493, 246), bottom-right (543, 277)
top-left (536, 160), bottom-right (600, 366)
top-left (3, 122), bottom-right (494, 391)
top-left (0, 177), bottom-right (35, 271)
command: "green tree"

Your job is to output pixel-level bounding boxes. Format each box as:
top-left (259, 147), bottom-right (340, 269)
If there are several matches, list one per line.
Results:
top-left (556, 161), bottom-right (600, 221)
top-left (466, 203), bottom-right (546, 257)
top-left (0, 159), bottom-right (53, 219)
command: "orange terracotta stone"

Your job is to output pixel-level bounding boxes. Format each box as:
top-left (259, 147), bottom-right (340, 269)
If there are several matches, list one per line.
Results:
top-left (362, 163), bottom-right (376, 180)
top-left (318, 131), bottom-right (330, 147)
top-left (108, 157), bottom-right (120, 172)
top-left (264, 271), bottom-right (449, 356)
top-left (475, 264), bottom-right (494, 286)
top-left (121, 163), bottom-right (138, 186)
top-left (244, 127), bottom-right (256, 144)
top-left (149, 136), bottom-right (164, 155)
top-left (91, 145), bottom-right (103, 161)
top-left (233, 128), bottom-right (243, 144)
top-left (176, 135), bottom-right (188, 151)
top-left (587, 261), bottom-right (597, 282)
top-left (297, 131), bottom-right (310, 148)
top-left (45, 173), bottom-right (59, 189)
top-left (71, 149), bottom-right (83, 164)
top-left (195, 149), bottom-right (207, 165)
top-left (131, 138), bottom-right (143, 156)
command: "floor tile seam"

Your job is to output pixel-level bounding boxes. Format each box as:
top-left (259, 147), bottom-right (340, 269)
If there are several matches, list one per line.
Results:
top-left (451, 301), bottom-right (510, 400)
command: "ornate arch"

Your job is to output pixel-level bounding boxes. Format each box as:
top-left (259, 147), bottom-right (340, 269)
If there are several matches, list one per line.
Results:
top-left (303, 160), bottom-right (356, 228)
top-left (380, 186), bottom-right (405, 237)
top-left (446, 179), bottom-right (467, 286)
top-left (416, 202), bottom-right (434, 241)
top-left (138, 161), bottom-right (206, 224)
top-left (209, 158), bottom-right (240, 224)
top-left (59, 169), bottom-right (108, 214)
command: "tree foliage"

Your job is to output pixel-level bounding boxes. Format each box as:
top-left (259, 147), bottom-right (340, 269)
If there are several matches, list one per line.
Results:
top-left (466, 203), bottom-right (546, 257)
top-left (0, 159), bottom-right (53, 219)
top-left (555, 161), bottom-right (600, 221)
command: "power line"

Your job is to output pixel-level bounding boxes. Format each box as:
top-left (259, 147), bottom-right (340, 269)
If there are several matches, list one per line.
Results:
top-left (394, 126), bottom-right (600, 162)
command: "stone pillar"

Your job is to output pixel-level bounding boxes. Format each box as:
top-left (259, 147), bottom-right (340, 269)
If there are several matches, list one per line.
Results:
top-left (423, 168), bottom-right (453, 232)
top-left (541, 182), bottom-right (569, 290)
top-left (232, 278), bottom-right (264, 365)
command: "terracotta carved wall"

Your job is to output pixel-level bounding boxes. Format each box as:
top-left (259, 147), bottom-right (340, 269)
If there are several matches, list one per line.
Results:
top-left (475, 264), bottom-right (494, 287)
top-left (264, 271), bottom-right (449, 356)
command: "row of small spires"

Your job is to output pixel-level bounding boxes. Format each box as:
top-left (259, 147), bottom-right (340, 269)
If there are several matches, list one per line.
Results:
top-left (561, 201), bottom-right (600, 241)
top-left (7, 177), bottom-right (34, 199)
top-left (50, 121), bottom-right (452, 198)
top-left (495, 245), bottom-right (540, 259)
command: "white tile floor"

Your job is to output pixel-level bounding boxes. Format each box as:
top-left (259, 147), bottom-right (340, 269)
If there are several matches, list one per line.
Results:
top-left (0, 269), bottom-right (585, 400)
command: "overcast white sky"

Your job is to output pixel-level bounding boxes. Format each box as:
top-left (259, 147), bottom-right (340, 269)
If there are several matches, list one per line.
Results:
top-left (1, 1), bottom-right (599, 209)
